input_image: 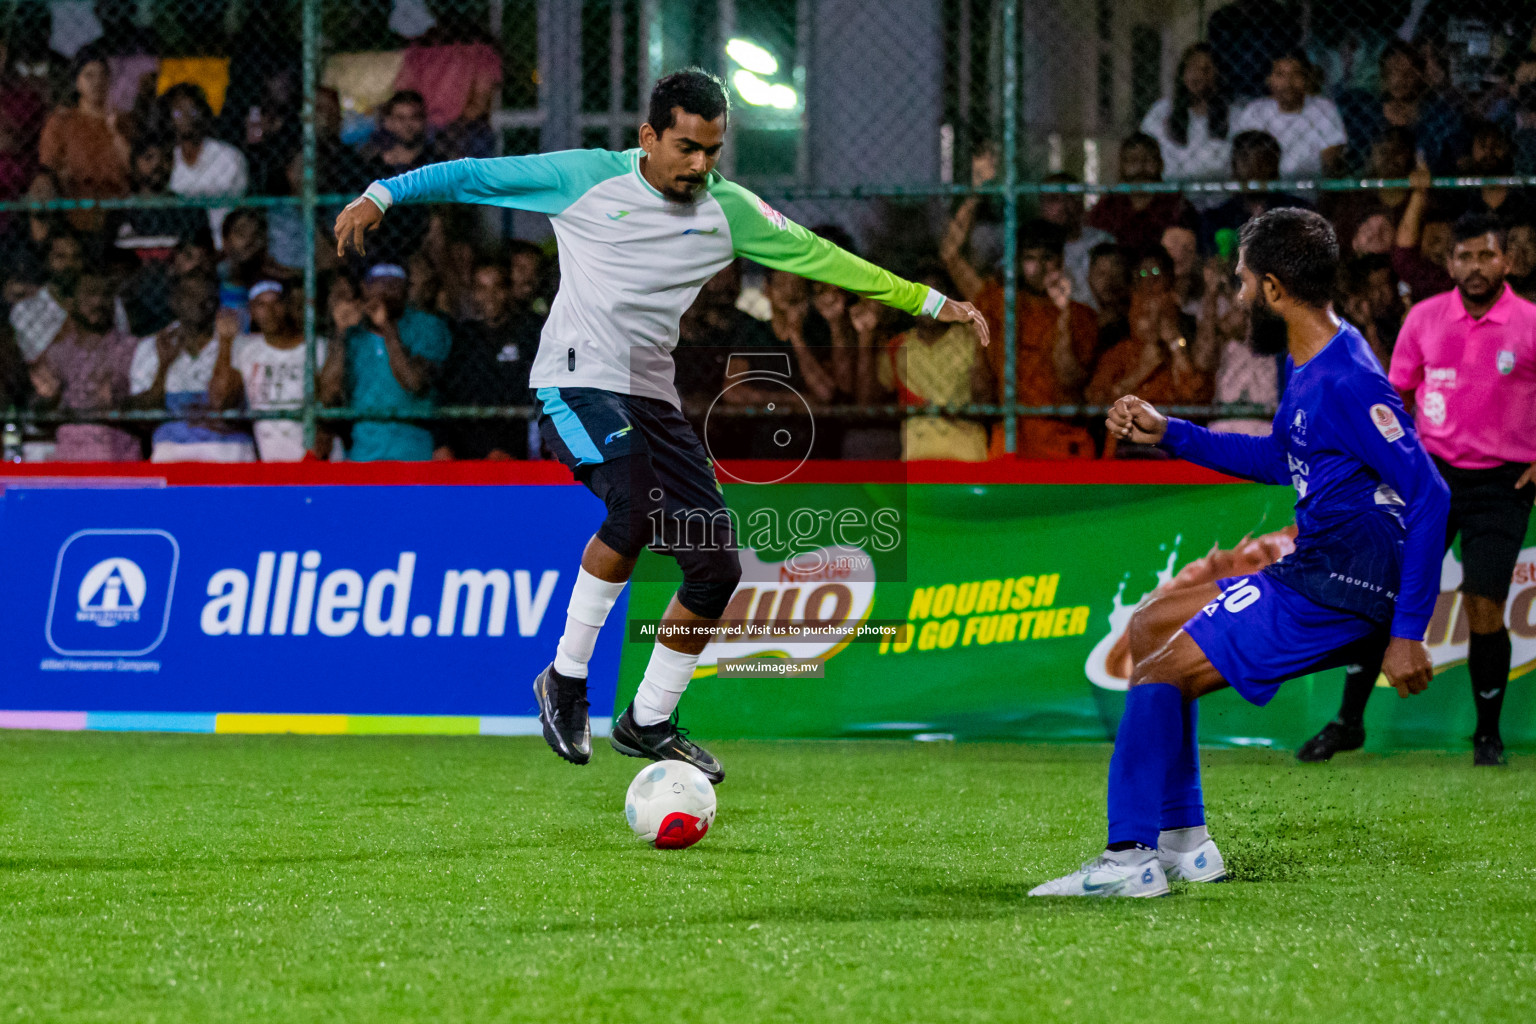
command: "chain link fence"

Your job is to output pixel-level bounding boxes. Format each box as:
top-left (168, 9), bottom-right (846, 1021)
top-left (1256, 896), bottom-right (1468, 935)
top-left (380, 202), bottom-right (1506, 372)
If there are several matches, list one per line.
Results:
top-left (0, 0), bottom-right (1531, 463)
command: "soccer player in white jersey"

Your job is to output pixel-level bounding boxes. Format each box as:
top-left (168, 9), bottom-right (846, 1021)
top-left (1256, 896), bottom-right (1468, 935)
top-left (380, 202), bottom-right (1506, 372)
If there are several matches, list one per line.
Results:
top-left (335, 69), bottom-right (989, 782)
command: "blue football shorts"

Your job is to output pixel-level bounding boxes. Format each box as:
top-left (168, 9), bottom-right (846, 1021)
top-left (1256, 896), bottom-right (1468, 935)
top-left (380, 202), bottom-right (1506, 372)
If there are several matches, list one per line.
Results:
top-left (1182, 572), bottom-right (1389, 706)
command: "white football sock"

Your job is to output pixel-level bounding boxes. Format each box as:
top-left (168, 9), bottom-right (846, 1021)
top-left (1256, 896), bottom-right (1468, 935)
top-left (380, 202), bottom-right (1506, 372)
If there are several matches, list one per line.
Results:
top-left (632, 642), bottom-right (700, 726)
top-left (552, 568), bottom-right (627, 679)
top-left (1157, 824), bottom-right (1210, 853)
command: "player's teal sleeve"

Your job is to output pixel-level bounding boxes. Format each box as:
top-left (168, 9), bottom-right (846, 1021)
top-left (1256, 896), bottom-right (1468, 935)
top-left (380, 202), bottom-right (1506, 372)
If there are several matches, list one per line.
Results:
top-left (1329, 379), bottom-right (1450, 641)
top-left (1159, 417), bottom-right (1289, 485)
top-left (365, 149), bottom-right (630, 216)
top-left (710, 178), bottom-right (946, 317)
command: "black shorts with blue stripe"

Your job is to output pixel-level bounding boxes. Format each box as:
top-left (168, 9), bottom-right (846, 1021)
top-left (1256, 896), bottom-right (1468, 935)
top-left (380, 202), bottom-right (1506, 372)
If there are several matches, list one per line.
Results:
top-left (535, 386), bottom-right (732, 563)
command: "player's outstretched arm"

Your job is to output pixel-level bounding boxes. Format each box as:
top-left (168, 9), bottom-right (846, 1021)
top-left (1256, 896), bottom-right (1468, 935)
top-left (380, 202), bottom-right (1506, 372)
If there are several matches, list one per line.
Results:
top-left (338, 150), bottom-right (631, 258)
top-left (933, 297), bottom-right (990, 348)
top-left (334, 196), bottom-right (384, 258)
top-left (713, 179), bottom-right (980, 337)
top-left (1110, 395), bottom-right (1289, 484)
top-left (1106, 395), bottom-right (1167, 444)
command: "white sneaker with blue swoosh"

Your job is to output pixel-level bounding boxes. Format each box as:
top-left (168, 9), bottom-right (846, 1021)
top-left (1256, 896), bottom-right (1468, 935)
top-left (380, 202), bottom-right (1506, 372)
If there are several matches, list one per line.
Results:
top-left (1158, 835), bottom-right (1227, 883)
top-left (1028, 849), bottom-right (1169, 898)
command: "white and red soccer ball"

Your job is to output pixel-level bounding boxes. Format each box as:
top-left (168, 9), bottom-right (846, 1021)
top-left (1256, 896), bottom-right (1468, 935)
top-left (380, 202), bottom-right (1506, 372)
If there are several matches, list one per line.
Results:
top-left (625, 760), bottom-right (716, 849)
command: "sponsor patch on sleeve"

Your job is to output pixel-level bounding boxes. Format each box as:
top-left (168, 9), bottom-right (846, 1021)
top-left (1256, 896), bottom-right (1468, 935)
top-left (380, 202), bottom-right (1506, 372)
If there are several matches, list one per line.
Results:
top-left (757, 199), bottom-right (788, 231)
top-left (1369, 403), bottom-right (1405, 442)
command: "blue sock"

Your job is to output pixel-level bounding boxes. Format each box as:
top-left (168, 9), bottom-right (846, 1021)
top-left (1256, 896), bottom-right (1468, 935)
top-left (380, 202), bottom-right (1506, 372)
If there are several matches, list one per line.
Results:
top-left (1160, 695), bottom-right (1205, 831)
top-left (1107, 682), bottom-right (1183, 849)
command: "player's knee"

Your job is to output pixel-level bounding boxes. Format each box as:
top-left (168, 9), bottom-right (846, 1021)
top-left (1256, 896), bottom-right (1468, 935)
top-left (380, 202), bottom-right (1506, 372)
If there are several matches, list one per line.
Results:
top-left (1463, 593), bottom-right (1506, 634)
top-left (1126, 604), bottom-right (1171, 665)
top-left (590, 457), bottom-right (665, 559)
top-left (677, 548), bottom-right (742, 620)
top-left (1127, 637), bottom-right (1197, 695)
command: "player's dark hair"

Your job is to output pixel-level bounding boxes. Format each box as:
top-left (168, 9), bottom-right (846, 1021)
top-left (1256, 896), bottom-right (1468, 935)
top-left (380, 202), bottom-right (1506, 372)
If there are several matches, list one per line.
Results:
top-left (1018, 218), bottom-right (1067, 258)
top-left (1452, 211), bottom-right (1508, 251)
top-left (1239, 207), bottom-right (1339, 307)
top-left (647, 68), bottom-right (729, 135)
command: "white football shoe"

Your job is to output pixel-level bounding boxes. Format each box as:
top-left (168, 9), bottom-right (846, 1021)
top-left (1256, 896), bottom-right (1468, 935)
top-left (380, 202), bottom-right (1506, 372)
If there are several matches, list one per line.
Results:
top-left (1157, 832), bottom-right (1227, 883)
top-left (1028, 849), bottom-right (1170, 898)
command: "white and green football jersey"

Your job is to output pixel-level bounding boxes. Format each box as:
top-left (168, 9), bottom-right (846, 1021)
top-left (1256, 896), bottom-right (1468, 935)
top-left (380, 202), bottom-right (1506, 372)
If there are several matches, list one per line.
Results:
top-left (364, 149), bottom-right (944, 408)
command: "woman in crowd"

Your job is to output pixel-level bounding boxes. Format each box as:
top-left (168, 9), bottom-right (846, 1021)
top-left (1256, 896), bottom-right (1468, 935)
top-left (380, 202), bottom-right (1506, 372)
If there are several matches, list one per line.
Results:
top-left (1140, 44), bottom-right (1233, 193)
top-left (37, 54), bottom-right (130, 235)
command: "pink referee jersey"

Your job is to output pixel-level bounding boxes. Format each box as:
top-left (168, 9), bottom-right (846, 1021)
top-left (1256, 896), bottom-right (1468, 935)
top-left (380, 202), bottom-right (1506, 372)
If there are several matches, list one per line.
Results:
top-left (1389, 283), bottom-right (1536, 469)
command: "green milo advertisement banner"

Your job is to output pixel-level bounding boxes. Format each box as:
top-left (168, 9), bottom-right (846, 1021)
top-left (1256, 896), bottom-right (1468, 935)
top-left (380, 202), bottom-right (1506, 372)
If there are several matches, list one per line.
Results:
top-left (618, 483), bottom-right (1536, 750)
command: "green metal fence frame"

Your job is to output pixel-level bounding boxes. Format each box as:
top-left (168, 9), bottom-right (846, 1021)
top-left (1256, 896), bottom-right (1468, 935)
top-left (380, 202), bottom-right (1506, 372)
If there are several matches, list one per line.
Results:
top-left (2, 0), bottom-right (1528, 457)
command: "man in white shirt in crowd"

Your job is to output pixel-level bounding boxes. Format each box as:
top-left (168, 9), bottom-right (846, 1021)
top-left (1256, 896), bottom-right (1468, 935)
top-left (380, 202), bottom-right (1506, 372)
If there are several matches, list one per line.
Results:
top-left (211, 279), bottom-right (339, 462)
top-left (127, 272), bottom-right (256, 463)
top-left (1234, 49), bottom-right (1347, 179)
top-left (10, 232), bottom-right (129, 362)
top-left (165, 83), bottom-right (250, 242)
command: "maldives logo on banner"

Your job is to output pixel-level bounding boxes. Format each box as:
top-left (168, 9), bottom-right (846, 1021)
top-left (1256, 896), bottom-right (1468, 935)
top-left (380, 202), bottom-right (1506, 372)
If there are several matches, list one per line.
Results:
top-left (46, 530), bottom-right (180, 657)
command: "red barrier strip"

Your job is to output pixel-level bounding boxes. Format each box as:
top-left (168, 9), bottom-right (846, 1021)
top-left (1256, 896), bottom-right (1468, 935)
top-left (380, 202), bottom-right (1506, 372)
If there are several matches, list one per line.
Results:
top-left (0, 458), bottom-right (1244, 487)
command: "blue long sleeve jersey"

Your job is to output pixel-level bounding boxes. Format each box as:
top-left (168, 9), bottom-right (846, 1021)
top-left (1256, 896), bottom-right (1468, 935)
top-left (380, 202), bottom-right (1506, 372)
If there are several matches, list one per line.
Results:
top-left (1160, 323), bottom-right (1449, 640)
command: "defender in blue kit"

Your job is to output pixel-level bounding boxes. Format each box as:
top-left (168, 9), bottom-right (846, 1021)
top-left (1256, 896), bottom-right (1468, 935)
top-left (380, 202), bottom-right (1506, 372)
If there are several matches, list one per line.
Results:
top-left (1031, 208), bottom-right (1449, 898)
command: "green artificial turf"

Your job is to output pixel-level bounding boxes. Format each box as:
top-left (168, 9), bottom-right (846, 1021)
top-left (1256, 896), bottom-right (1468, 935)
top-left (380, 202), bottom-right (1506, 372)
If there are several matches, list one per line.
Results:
top-left (0, 733), bottom-right (1531, 1023)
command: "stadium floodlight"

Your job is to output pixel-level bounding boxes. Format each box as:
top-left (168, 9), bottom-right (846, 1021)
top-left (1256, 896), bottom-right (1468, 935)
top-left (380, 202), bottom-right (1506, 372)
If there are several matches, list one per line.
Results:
top-left (726, 38), bottom-right (778, 76)
top-left (731, 69), bottom-right (774, 106)
top-left (731, 69), bottom-right (799, 110)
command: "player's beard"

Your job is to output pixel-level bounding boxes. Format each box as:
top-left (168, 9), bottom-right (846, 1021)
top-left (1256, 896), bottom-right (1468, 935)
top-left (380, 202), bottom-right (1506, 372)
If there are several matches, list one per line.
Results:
top-left (1247, 293), bottom-right (1290, 356)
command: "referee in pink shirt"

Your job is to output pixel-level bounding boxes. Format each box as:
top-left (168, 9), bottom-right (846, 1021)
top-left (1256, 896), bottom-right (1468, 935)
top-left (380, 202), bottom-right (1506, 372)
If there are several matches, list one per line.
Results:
top-left (1300, 213), bottom-right (1536, 766)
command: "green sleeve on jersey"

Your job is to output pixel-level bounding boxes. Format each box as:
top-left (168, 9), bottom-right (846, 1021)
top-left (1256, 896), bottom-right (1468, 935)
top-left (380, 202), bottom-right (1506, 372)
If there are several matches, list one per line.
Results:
top-left (710, 177), bottom-right (943, 317)
top-left (375, 149), bottom-right (631, 216)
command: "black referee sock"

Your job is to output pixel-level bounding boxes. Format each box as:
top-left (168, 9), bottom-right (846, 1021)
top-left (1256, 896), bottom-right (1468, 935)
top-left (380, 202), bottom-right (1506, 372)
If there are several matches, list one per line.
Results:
top-left (1468, 629), bottom-right (1512, 743)
top-left (1337, 662), bottom-right (1377, 730)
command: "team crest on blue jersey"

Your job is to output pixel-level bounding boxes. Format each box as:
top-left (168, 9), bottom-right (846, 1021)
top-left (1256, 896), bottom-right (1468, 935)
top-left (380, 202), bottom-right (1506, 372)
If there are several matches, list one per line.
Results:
top-left (1289, 409), bottom-right (1308, 447)
top-left (1498, 349), bottom-right (1516, 375)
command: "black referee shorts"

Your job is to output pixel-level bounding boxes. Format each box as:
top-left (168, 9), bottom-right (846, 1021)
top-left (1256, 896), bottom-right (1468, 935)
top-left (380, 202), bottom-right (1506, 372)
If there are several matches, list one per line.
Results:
top-left (1436, 457), bottom-right (1536, 604)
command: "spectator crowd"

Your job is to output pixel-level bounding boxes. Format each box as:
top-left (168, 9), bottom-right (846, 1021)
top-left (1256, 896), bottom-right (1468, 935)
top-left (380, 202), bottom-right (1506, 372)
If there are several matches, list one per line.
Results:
top-left (4, 1), bottom-right (1536, 463)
